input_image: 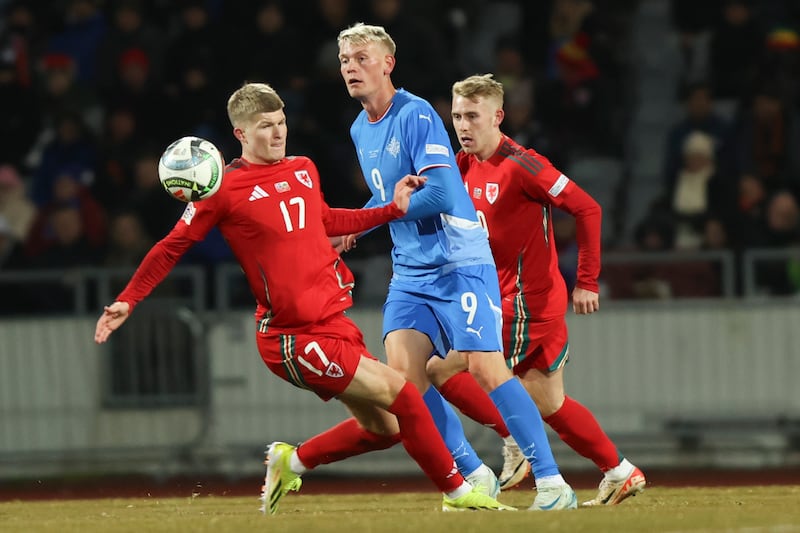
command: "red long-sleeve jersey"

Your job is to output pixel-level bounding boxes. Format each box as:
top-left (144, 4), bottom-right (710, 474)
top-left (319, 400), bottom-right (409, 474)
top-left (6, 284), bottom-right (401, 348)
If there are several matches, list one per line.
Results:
top-left (117, 156), bottom-right (403, 330)
top-left (457, 135), bottom-right (602, 319)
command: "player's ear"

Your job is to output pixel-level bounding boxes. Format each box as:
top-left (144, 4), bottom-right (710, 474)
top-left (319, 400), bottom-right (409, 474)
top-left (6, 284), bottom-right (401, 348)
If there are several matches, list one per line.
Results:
top-left (384, 54), bottom-right (396, 75)
top-left (233, 127), bottom-right (245, 143)
top-left (495, 108), bottom-right (505, 127)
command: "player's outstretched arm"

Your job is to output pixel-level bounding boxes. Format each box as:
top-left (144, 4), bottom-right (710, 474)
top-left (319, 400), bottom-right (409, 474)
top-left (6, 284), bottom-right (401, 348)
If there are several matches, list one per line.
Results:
top-left (94, 301), bottom-right (131, 344)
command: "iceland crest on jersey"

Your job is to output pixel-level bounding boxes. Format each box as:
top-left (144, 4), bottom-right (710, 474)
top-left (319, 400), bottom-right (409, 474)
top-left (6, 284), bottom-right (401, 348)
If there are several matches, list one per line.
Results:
top-left (386, 137), bottom-right (401, 158)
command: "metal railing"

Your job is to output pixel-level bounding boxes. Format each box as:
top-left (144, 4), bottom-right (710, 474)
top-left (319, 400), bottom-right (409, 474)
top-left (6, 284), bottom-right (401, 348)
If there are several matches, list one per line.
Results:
top-left (741, 247), bottom-right (800, 297)
top-left (2, 248), bottom-right (797, 315)
top-left (603, 249), bottom-right (737, 298)
top-left (0, 266), bottom-right (207, 314)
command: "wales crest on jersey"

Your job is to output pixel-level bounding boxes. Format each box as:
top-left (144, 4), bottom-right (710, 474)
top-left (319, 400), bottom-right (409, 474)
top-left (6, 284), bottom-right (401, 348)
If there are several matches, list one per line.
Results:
top-left (486, 183), bottom-right (499, 204)
top-left (295, 170), bottom-right (313, 188)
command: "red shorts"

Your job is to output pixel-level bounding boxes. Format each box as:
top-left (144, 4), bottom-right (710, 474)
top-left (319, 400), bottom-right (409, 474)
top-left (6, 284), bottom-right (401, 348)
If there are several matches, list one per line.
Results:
top-left (256, 313), bottom-right (376, 401)
top-left (503, 313), bottom-right (569, 376)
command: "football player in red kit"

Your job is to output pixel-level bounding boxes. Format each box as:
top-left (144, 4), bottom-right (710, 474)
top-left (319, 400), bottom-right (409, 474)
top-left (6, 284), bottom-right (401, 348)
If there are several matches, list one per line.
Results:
top-left (426, 74), bottom-right (646, 505)
top-left (94, 82), bottom-right (513, 514)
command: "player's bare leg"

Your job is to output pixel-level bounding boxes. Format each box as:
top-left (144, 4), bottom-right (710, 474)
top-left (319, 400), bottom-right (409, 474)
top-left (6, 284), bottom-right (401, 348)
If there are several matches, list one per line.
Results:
top-left (518, 367), bottom-right (645, 505)
top-left (385, 330), bottom-right (499, 496)
top-left (384, 329), bottom-right (433, 393)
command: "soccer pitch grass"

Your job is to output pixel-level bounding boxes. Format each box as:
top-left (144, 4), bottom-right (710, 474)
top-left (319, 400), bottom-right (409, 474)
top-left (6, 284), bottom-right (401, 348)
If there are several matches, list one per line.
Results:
top-left (3, 486), bottom-right (800, 533)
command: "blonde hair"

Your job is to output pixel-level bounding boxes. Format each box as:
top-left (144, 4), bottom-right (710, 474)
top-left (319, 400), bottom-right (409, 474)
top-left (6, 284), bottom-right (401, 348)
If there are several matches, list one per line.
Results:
top-left (227, 82), bottom-right (285, 128)
top-left (337, 22), bottom-right (396, 55)
top-left (452, 74), bottom-right (505, 107)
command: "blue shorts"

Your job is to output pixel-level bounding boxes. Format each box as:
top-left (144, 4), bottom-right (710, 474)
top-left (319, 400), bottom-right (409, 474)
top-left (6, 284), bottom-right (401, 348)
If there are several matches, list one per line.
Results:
top-left (382, 264), bottom-right (503, 357)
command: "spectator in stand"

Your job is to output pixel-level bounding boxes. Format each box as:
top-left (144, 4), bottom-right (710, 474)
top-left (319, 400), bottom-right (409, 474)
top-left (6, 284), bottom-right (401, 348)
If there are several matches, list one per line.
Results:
top-left (663, 81), bottom-right (730, 185)
top-left (730, 173), bottom-right (769, 248)
top-left (35, 52), bottom-right (102, 136)
top-left (93, 104), bottom-right (143, 212)
top-left (105, 47), bottom-right (172, 146)
top-left (621, 208), bottom-right (721, 299)
top-left (44, 0), bottom-right (107, 85)
top-left (25, 164), bottom-right (106, 258)
top-left (702, 216), bottom-right (731, 251)
top-left (104, 209), bottom-right (153, 268)
top-left (27, 203), bottom-right (104, 311)
top-left (764, 190), bottom-right (800, 248)
top-left (668, 131), bottom-right (732, 249)
top-left (727, 82), bottom-right (800, 187)
top-left (166, 52), bottom-right (228, 148)
top-left (103, 209), bottom-right (182, 298)
top-left (0, 164), bottom-right (37, 242)
top-left (29, 111), bottom-right (97, 207)
top-left (95, 0), bottom-right (166, 97)
top-left (223, 0), bottom-right (314, 138)
top-left (538, 0), bottom-right (610, 155)
top-left (708, 0), bottom-right (765, 103)
top-left (634, 210), bottom-right (676, 253)
top-left (162, 0), bottom-right (221, 98)
top-left (750, 190), bottom-right (800, 295)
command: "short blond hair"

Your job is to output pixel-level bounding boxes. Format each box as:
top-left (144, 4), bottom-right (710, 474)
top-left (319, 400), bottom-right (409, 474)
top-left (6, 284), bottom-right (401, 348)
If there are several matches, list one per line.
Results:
top-left (337, 22), bottom-right (396, 55)
top-left (227, 82), bottom-right (285, 128)
top-left (452, 74), bottom-right (505, 107)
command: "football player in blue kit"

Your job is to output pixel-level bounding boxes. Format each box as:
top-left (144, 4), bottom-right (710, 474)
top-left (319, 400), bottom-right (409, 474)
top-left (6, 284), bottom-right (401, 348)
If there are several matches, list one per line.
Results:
top-left (335, 22), bottom-right (577, 510)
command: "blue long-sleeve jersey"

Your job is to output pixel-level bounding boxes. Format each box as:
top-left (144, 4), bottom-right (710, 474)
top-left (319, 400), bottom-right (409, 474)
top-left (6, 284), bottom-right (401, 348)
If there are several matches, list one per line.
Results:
top-left (350, 89), bottom-right (495, 280)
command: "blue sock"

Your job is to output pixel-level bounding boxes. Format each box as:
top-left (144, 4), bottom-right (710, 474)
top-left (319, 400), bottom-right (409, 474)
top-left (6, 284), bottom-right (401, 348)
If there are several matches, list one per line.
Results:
top-left (489, 378), bottom-right (560, 479)
top-left (422, 385), bottom-right (482, 477)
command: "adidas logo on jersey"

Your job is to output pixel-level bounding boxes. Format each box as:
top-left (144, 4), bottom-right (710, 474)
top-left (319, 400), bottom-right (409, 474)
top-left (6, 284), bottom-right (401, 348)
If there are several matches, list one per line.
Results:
top-left (249, 185), bottom-right (270, 201)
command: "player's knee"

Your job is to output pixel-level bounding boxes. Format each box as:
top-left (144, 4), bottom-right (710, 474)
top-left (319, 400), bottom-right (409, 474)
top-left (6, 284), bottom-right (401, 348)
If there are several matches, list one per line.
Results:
top-left (425, 358), bottom-right (448, 387)
top-left (465, 351), bottom-right (512, 391)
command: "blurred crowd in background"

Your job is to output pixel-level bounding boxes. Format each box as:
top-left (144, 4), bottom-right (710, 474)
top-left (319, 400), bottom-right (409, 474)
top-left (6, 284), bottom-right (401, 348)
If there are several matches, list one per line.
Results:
top-left (0, 0), bottom-right (799, 311)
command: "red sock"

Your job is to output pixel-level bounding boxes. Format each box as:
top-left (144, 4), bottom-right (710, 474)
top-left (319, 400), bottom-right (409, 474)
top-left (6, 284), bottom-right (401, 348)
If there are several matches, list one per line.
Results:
top-left (438, 370), bottom-right (509, 438)
top-left (389, 381), bottom-right (464, 493)
top-left (297, 418), bottom-right (400, 469)
top-left (544, 396), bottom-right (621, 471)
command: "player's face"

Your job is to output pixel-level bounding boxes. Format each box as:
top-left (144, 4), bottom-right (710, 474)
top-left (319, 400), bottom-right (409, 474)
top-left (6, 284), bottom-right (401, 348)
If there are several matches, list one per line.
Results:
top-left (451, 94), bottom-right (503, 161)
top-left (238, 110), bottom-right (287, 164)
top-left (339, 40), bottom-right (390, 101)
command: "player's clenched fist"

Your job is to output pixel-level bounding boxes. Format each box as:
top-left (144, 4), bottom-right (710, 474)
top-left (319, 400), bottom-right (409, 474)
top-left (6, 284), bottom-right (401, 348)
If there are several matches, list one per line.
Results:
top-left (572, 287), bottom-right (599, 315)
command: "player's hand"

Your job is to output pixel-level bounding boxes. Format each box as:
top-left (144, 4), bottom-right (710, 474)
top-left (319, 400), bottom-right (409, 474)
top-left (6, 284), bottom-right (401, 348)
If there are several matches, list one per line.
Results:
top-left (94, 301), bottom-right (131, 343)
top-left (392, 175), bottom-right (427, 213)
top-left (572, 287), bottom-right (599, 315)
top-left (330, 234), bottom-right (357, 253)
